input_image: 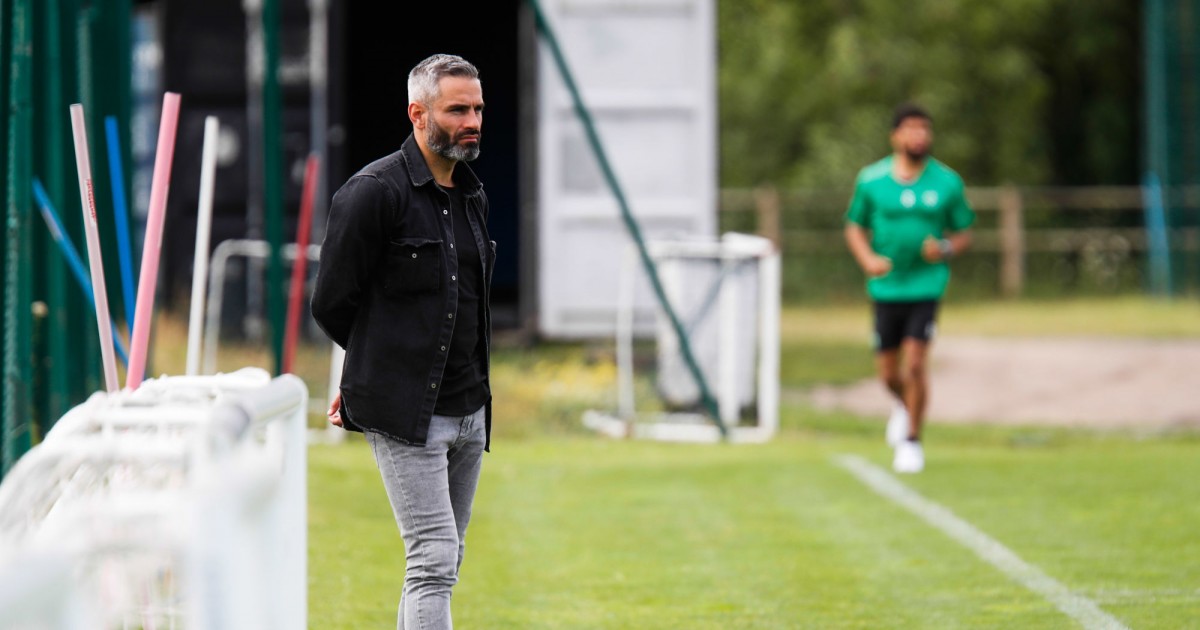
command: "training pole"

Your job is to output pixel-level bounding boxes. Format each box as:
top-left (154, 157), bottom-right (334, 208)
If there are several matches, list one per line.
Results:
top-left (186, 116), bottom-right (220, 375)
top-left (69, 104), bottom-right (120, 393)
top-left (104, 116), bottom-right (137, 337)
top-left (282, 153), bottom-right (319, 374)
top-left (32, 178), bottom-right (131, 364)
top-left (127, 92), bottom-right (181, 390)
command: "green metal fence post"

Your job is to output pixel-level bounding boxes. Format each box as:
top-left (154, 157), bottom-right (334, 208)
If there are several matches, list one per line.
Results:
top-left (1143, 0), bottom-right (1171, 296)
top-left (82, 0), bottom-right (132, 330)
top-left (62, 0), bottom-right (99, 397)
top-left (263, 0), bottom-right (284, 374)
top-left (3, 0), bottom-right (34, 475)
top-left (1, 0), bottom-right (12, 475)
top-left (33, 0), bottom-right (87, 421)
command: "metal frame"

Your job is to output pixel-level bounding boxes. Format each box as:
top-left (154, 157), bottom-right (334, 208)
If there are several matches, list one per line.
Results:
top-left (200, 238), bottom-right (321, 376)
top-left (584, 233), bottom-right (781, 443)
top-left (0, 370), bottom-right (308, 629)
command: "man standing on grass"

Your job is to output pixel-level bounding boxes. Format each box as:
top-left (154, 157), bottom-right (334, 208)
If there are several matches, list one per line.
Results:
top-left (844, 103), bottom-right (974, 473)
top-left (312, 54), bottom-right (495, 629)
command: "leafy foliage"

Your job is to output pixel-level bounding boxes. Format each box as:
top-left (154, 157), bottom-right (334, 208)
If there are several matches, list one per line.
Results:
top-left (718, 0), bottom-right (1140, 188)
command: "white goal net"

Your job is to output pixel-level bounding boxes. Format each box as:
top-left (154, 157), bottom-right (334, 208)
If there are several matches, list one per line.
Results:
top-left (0, 368), bottom-right (308, 630)
top-left (584, 233), bottom-right (781, 443)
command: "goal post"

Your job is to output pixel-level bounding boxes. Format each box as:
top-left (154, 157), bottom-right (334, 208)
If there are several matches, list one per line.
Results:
top-left (585, 232), bottom-right (781, 443)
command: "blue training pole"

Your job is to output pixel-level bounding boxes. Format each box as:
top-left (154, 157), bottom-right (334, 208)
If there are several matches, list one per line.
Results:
top-left (1142, 172), bottom-right (1172, 296)
top-left (32, 178), bottom-right (130, 365)
top-left (105, 116), bottom-right (137, 336)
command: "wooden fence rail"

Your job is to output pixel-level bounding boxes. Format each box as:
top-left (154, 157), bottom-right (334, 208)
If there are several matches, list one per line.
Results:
top-left (721, 186), bottom-right (1200, 297)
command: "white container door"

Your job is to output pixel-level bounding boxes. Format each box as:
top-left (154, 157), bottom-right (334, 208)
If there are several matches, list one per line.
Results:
top-left (536, 0), bottom-right (717, 338)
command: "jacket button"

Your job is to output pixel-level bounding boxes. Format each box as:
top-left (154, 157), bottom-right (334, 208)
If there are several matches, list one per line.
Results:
top-left (411, 253), bottom-right (417, 259)
top-left (451, 275), bottom-right (457, 281)
top-left (440, 345), bottom-right (446, 351)
top-left (430, 383), bottom-right (437, 389)
top-left (450, 243), bottom-right (455, 249)
top-left (443, 209), bottom-right (448, 215)
top-left (448, 313), bottom-right (454, 319)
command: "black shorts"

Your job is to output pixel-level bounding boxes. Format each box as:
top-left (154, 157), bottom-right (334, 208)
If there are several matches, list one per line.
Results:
top-left (873, 300), bottom-right (939, 352)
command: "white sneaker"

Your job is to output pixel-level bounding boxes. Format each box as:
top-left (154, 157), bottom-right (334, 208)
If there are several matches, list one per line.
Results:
top-left (886, 403), bottom-right (910, 447)
top-left (893, 440), bottom-right (925, 474)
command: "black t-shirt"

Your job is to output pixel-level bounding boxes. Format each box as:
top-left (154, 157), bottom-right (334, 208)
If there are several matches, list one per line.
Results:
top-left (434, 184), bottom-right (489, 416)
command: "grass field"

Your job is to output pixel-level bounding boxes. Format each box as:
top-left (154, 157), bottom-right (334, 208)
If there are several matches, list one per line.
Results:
top-left (310, 416), bottom-right (1200, 628)
top-left (302, 298), bottom-right (1200, 628)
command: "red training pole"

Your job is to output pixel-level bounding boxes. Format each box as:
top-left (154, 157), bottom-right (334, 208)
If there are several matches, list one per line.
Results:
top-left (282, 154), bottom-right (320, 374)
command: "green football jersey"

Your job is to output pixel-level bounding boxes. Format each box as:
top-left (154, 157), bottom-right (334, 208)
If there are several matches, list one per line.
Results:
top-left (845, 156), bottom-right (975, 301)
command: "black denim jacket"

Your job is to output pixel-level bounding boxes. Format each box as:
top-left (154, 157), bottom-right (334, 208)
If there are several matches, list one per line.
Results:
top-left (312, 134), bottom-right (494, 449)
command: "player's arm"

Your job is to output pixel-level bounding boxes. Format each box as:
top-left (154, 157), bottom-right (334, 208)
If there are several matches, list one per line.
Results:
top-left (845, 222), bottom-right (892, 277)
top-left (845, 223), bottom-right (893, 277)
top-left (844, 175), bottom-right (892, 277)
top-left (921, 182), bottom-right (976, 262)
top-left (921, 229), bottom-right (972, 262)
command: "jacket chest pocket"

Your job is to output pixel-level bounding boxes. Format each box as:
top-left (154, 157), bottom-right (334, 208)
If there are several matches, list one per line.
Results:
top-left (385, 238), bottom-right (443, 295)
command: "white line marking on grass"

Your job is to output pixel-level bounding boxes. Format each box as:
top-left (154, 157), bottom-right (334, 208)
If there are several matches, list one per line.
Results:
top-left (833, 454), bottom-right (1130, 630)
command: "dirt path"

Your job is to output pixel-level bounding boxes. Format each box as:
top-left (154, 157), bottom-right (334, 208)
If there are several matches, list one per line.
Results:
top-left (804, 336), bottom-right (1200, 429)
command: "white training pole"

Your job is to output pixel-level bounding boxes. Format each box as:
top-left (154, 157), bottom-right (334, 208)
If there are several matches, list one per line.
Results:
top-left (616, 245), bottom-right (637, 421)
top-left (186, 116), bottom-right (220, 375)
top-left (758, 246), bottom-right (781, 436)
top-left (718, 249), bottom-right (739, 427)
top-left (69, 104), bottom-right (120, 393)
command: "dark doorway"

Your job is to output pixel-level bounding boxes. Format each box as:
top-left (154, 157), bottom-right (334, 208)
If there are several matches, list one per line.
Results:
top-left (332, 2), bottom-right (525, 327)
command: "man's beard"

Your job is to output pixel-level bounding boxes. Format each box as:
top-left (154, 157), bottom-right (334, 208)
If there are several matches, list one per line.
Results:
top-left (427, 119), bottom-right (481, 162)
top-left (905, 146), bottom-right (930, 162)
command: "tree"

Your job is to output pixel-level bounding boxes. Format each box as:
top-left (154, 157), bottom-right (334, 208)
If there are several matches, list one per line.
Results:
top-left (718, 0), bottom-right (1140, 188)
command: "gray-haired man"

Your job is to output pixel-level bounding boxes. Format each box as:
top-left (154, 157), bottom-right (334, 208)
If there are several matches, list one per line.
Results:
top-left (312, 53), bottom-right (495, 629)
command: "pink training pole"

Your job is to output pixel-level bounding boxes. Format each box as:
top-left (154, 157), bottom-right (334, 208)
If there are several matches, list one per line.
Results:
top-left (126, 92), bottom-right (181, 390)
top-left (283, 154), bottom-right (320, 374)
top-left (69, 104), bottom-right (120, 393)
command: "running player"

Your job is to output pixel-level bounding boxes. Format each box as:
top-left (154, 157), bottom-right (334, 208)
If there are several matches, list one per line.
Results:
top-left (844, 103), bottom-right (975, 473)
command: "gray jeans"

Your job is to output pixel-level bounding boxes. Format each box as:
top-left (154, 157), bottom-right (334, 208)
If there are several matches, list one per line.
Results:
top-left (366, 405), bottom-right (486, 630)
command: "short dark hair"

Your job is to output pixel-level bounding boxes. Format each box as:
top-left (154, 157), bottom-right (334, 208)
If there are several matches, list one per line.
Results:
top-left (408, 54), bottom-right (480, 106)
top-left (892, 103), bottom-right (932, 129)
